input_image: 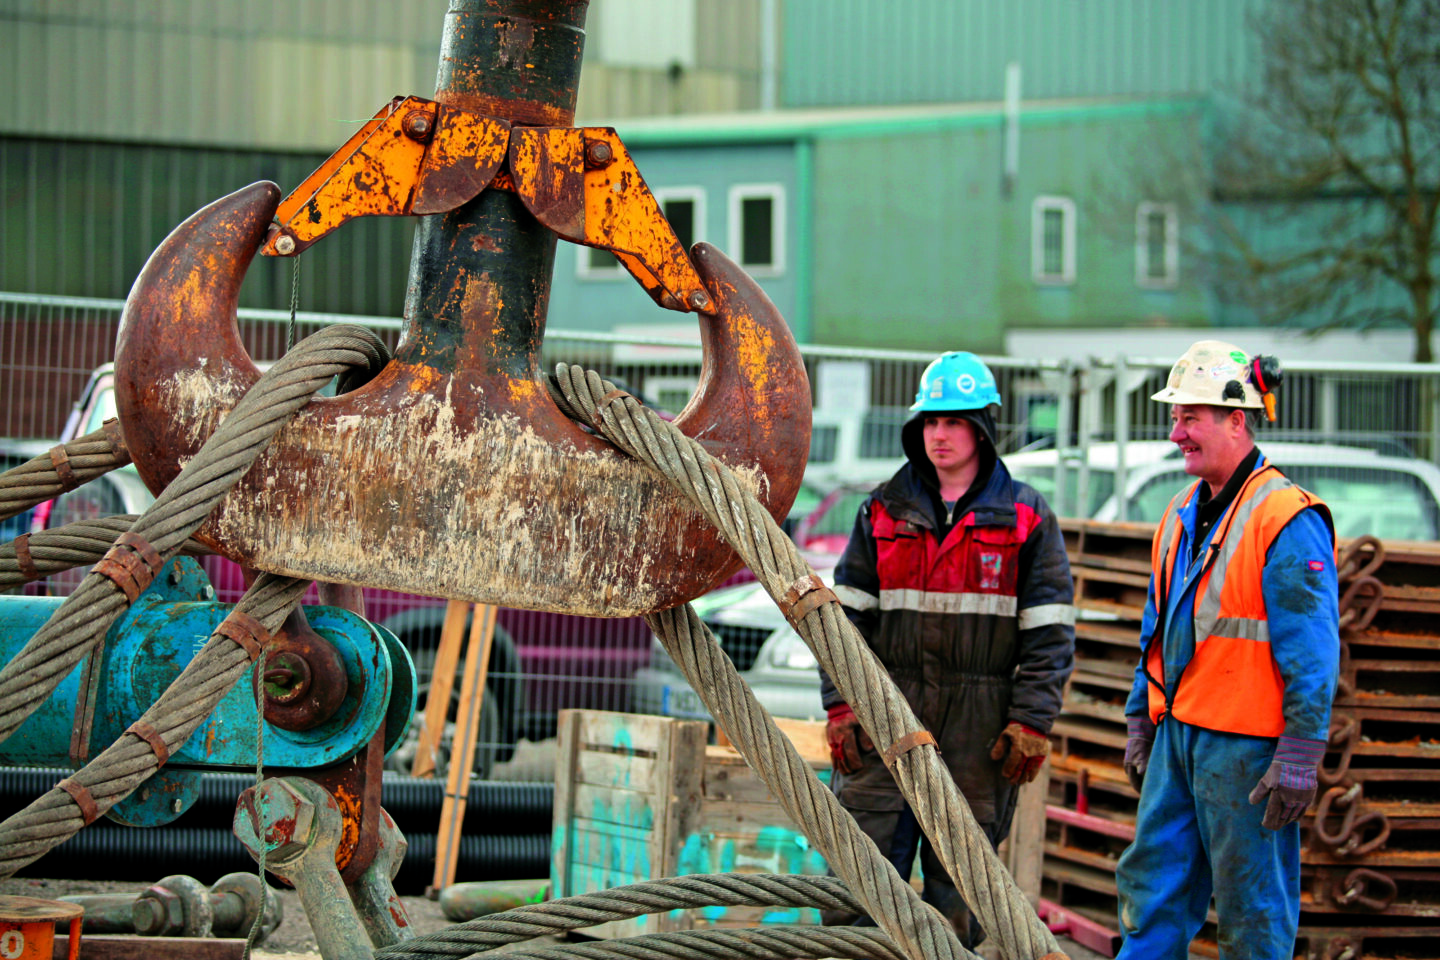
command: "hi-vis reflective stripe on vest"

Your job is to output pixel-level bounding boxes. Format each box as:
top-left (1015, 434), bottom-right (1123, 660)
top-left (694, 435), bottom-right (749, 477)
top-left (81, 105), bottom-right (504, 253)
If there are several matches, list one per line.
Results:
top-left (1144, 464), bottom-right (1330, 737)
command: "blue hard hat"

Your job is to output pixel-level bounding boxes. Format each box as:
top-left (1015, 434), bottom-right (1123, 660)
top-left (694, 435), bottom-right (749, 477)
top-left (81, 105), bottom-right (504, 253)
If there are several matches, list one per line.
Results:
top-left (909, 351), bottom-right (1002, 412)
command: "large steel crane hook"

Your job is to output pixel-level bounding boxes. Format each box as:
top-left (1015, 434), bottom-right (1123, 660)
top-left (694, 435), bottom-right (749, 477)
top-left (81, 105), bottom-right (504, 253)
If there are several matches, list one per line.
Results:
top-left (112, 0), bottom-right (811, 616)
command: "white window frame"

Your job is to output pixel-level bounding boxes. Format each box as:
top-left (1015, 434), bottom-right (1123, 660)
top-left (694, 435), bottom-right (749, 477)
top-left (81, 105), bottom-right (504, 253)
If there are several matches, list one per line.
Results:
top-left (655, 186), bottom-right (707, 252)
top-left (576, 185), bottom-right (707, 281)
top-left (1031, 195), bottom-right (1077, 286)
top-left (1135, 201), bottom-right (1180, 289)
top-left (727, 183), bottom-right (786, 276)
top-left (575, 239), bottom-right (626, 281)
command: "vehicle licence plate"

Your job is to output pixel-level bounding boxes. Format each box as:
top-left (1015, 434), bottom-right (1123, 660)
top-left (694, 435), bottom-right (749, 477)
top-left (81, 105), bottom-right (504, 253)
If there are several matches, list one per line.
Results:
top-left (662, 685), bottom-right (710, 719)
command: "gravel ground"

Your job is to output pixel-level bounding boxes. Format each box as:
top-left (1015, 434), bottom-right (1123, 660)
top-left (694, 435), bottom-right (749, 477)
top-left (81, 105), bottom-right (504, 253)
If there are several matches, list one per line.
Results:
top-left (0, 741), bottom-right (1116, 959)
top-left (0, 873), bottom-right (1109, 960)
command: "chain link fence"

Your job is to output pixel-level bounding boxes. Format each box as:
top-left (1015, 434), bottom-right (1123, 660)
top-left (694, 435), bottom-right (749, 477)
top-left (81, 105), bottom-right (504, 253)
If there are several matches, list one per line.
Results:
top-left (5, 290), bottom-right (1440, 764)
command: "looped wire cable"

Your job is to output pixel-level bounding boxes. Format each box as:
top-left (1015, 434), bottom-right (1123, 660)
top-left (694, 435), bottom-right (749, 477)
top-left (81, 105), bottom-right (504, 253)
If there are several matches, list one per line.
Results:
top-left (0, 324), bottom-right (387, 750)
top-left (377, 874), bottom-right (872, 960)
top-left (549, 364), bottom-right (1064, 960)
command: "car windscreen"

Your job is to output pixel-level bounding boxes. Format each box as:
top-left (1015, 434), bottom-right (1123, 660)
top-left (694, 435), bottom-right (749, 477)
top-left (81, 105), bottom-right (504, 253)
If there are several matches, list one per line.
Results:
top-left (1008, 466), bottom-right (1116, 518)
top-left (1282, 465), bottom-right (1440, 541)
top-left (1130, 464), bottom-right (1440, 540)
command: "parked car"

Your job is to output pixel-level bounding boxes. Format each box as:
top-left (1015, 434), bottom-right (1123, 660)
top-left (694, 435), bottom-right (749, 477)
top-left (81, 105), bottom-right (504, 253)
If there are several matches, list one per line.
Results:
top-left (790, 482), bottom-right (880, 555)
top-left (804, 408), bottom-right (908, 490)
top-left (1, 439), bottom-right (53, 546)
top-left (1004, 440), bottom-right (1440, 540)
top-left (629, 561), bottom-right (834, 723)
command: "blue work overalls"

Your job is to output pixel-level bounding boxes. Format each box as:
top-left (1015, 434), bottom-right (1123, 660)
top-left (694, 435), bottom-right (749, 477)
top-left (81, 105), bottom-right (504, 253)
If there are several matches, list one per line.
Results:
top-left (1115, 461), bottom-right (1338, 960)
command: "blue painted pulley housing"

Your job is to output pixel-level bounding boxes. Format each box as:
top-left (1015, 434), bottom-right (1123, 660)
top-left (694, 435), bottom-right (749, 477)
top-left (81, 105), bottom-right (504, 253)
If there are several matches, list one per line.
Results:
top-left (0, 557), bottom-right (415, 826)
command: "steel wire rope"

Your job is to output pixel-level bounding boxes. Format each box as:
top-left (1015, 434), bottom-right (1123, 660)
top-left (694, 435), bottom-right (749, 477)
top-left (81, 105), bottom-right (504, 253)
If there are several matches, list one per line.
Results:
top-left (1, 516), bottom-right (210, 591)
top-left (544, 368), bottom-right (972, 960)
top-left (375, 875), bottom-right (867, 959)
top-left (0, 426), bottom-right (134, 524)
top-left (548, 365), bottom-right (1064, 960)
top-left (0, 323), bottom-right (388, 748)
top-left (0, 571), bottom-right (309, 877)
top-left (422, 925), bottom-right (907, 960)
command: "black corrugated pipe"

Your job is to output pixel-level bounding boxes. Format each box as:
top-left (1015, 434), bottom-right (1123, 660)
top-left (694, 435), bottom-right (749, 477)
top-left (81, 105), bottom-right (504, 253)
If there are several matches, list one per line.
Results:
top-left (393, 833), bottom-right (552, 895)
top-left (13, 827), bottom-right (551, 896)
top-left (0, 769), bottom-right (553, 836)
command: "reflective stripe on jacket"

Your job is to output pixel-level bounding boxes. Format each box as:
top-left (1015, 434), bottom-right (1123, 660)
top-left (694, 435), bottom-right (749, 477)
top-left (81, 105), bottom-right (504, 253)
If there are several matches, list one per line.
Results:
top-left (823, 458), bottom-right (1075, 824)
top-left (1144, 463), bottom-right (1333, 737)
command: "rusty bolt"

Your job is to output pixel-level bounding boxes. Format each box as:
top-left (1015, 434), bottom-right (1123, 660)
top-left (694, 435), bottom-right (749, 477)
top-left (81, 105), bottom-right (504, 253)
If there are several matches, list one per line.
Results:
top-left (584, 139), bottom-right (614, 168)
top-left (403, 111), bottom-right (434, 142)
top-left (273, 234), bottom-right (296, 256)
top-left (252, 779), bottom-right (317, 863)
top-left (132, 886), bottom-right (183, 937)
top-left (263, 650), bottom-right (313, 705)
top-left (688, 290), bottom-right (712, 312)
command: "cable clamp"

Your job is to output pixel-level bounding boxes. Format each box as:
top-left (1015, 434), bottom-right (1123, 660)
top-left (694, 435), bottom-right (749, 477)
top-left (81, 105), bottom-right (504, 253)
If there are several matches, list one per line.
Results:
top-left (881, 730), bottom-right (938, 771)
top-left (13, 533), bottom-right (37, 582)
top-left (781, 574), bottom-right (837, 628)
top-left (594, 388), bottom-right (634, 428)
top-left (49, 445), bottom-right (77, 491)
top-left (94, 532), bottom-right (163, 603)
top-left (101, 418), bottom-right (132, 465)
top-left (216, 611), bottom-right (273, 662)
top-left (57, 778), bottom-right (99, 825)
top-left (126, 720), bottom-right (171, 767)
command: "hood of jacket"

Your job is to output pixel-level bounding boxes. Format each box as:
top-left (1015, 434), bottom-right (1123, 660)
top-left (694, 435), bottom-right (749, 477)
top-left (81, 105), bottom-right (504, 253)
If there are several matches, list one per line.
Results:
top-left (894, 406), bottom-right (1000, 515)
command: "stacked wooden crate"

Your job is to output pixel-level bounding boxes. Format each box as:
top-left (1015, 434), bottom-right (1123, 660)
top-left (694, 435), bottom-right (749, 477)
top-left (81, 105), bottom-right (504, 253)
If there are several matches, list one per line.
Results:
top-left (1044, 519), bottom-right (1440, 959)
top-left (551, 710), bottom-right (832, 938)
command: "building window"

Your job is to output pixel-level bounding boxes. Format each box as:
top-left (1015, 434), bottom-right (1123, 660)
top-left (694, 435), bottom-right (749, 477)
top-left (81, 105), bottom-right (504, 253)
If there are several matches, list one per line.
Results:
top-left (1136, 202), bottom-right (1179, 288)
top-left (728, 184), bottom-right (785, 275)
top-left (577, 186), bottom-right (706, 279)
top-left (1031, 195), bottom-right (1076, 285)
top-left (656, 186), bottom-right (705, 253)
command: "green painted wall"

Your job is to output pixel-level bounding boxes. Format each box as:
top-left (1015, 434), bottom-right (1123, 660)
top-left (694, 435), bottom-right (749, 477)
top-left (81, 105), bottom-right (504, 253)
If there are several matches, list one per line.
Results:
top-left (808, 102), bottom-right (1212, 352)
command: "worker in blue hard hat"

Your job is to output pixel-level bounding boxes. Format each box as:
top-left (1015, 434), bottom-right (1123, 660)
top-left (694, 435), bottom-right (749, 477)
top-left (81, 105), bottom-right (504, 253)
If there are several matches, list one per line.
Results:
top-left (819, 351), bottom-right (1076, 947)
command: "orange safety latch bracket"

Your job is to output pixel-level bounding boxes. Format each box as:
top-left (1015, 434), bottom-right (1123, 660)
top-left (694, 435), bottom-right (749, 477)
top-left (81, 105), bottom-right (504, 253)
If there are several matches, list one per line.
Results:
top-left (261, 97), bottom-right (713, 315)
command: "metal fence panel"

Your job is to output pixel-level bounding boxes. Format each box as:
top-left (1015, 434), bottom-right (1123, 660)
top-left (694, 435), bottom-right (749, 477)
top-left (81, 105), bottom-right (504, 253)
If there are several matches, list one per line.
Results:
top-left (4, 291), bottom-right (1439, 763)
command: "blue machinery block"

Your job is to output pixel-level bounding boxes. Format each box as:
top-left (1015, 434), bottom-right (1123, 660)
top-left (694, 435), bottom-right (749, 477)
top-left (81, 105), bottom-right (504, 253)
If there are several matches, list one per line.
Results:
top-left (0, 558), bottom-right (415, 827)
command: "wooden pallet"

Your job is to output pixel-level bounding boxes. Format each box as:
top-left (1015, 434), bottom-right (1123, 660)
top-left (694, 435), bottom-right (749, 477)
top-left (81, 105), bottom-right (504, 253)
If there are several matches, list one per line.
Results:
top-left (551, 710), bottom-right (831, 938)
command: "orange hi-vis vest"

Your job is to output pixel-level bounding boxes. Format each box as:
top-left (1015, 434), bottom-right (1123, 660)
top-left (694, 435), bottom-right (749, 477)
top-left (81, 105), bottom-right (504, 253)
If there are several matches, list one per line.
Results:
top-left (1144, 464), bottom-right (1332, 737)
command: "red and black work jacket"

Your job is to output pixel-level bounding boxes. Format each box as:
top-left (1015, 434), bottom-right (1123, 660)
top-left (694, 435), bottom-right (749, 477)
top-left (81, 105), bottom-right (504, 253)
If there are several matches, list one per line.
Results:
top-left (822, 458), bottom-right (1075, 824)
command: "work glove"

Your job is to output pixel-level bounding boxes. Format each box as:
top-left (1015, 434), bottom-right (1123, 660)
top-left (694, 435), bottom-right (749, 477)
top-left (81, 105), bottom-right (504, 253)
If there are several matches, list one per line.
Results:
top-left (1248, 735), bottom-right (1327, 831)
top-left (1124, 716), bottom-right (1156, 794)
top-left (989, 721), bottom-right (1051, 785)
top-left (825, 704), bottom-right (873, 775)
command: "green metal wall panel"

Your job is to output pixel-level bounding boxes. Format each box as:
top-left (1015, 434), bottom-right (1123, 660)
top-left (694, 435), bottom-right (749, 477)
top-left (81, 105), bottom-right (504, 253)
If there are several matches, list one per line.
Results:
top-left (0, 136), bottom-right (416, 316)
top-left (783, 0), bottom-right (1263, 108)
top-left (0, 0), bottom-right (449, 150)
top-left (809, 103), bottom-right (1211, 351)
top-left (0, 1), bottom-right (765, 149)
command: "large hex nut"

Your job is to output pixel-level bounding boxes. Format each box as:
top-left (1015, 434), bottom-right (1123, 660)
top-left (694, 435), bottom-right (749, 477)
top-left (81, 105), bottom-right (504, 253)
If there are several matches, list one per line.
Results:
top-left (247, 778), bottom-right (317, 863)
top-left (131, 886), bottom-right (182, 937)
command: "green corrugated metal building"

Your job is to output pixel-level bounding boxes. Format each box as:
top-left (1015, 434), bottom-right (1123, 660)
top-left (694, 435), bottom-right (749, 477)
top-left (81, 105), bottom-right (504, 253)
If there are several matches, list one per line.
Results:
top-left (2, 0), bottom-right (1266, 350)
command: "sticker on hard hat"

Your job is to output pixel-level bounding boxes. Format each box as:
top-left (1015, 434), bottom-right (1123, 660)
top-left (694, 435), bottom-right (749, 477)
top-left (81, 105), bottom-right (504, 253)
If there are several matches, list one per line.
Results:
top-left (958, 374), bottom-right (977, 394)
top-left (1230, 351), bottom-right (1247, 363)
top-left (930, 379), bottom-right (944, 398)
top-left (1308, 560), bottom-right (1325, 571)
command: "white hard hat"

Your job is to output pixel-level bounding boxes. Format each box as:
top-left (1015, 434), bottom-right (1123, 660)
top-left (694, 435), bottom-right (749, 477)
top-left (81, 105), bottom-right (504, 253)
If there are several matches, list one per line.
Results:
top-left (1150, 340), bottom-right (1264, 409)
